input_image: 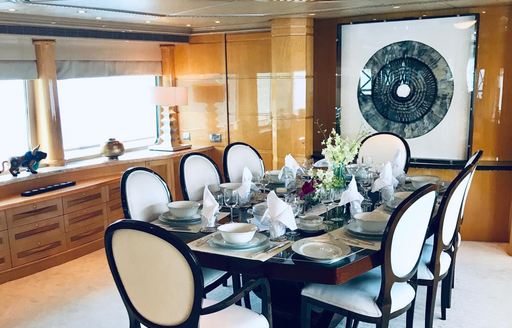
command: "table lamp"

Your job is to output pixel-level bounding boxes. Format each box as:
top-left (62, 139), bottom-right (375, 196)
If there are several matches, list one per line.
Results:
top-left (149, 86), bottom-right (192, 152)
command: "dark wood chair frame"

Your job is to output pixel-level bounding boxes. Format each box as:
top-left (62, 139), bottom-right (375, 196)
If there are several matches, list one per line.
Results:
top-left (119, 166), bottom-right (230, 296)
top-left (356, 132), bottom-right (412, 173)
top-left (222, 142), bottom-right (264, 183)
top-left (179, 152), bottom-right (223, 201)
top-left (105, 220), bottom-right (273, 328)
top-left (418, 152), bottom-right (480, 327)
top-left (301, 184), bottom-right (438, 328)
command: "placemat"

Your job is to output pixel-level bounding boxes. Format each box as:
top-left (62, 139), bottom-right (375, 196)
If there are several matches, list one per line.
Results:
top-left (188, 232), bottom-right (292, 262)
top-left (152, 212), bottom-right (230, 233)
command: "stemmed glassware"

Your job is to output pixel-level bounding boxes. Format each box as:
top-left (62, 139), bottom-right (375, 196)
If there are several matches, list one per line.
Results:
top-left (319, 189), bottom-right (334, 220)
top-left (329, 188), bottom-right (344, 224)
top-left (223, 188), bottom-right (239, 223)
top-left (359, 168), bottom-right (375, 212)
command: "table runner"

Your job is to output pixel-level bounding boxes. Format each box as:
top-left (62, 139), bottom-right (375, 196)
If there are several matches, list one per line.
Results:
top-left (188, 232), bottom-right (292, 262)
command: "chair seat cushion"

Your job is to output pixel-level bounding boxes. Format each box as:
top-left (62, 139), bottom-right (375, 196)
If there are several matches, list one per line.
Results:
top-left (202, 268), bottom-right (226, 287)
top-left (200, 299), bottom-right (269, 328)
top-left (301, 267), bottom-right (415, 318)
top-left (417, 244), bottom-right (452, 281)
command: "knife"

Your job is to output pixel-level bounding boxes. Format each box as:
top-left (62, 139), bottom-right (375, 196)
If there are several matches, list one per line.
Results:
top-left (251, 241), bottom-right (290, 258)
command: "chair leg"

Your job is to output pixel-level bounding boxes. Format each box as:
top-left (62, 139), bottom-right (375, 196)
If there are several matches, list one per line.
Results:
top-left (451, 247), bottom-right (458, 290)
top-left (300, 298), bottom-right (312, 328)
top-left (441, 276), bottom-right (451, 320)
top-left (232, 274), bottom-right (242, 306)
top-left (425, 281), bottom-right (439, 328)
top-left (244, 290), bottom-right (252, 309)
top-left (406, 299), bottom-right (415, 328)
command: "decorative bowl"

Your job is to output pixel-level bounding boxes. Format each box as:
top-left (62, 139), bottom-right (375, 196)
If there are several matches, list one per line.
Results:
top-left (101, 138), bottom-right (125, 160)
top-left (167, 201), bottom-right (200, 218)
top-left (353, 211), bottom-right (389, 233)
top-left (217, 223), bottom-right (258, 244)
top-left (410, 175), bottom-right (440, 189)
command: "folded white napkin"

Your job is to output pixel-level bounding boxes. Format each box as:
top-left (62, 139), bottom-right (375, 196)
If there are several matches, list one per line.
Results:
top-left (265, 191), bottom-right (297, 238)
top-left (339, 176), bottom-right (364, 215)
top-left (372, 162), bottom-right (398, 192)
top-left (278, 154), bottom-right (304, 180)
top-left (201, 184), bottom-right (219, 227)
top-left (392, 150), bottom-right (405, 178)
top-left (236, 167), bottom-right (253, 203)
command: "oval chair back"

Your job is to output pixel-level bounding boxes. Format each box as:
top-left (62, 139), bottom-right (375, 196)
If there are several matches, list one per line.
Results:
top-left (358, 132), bottom-right (411, 173)
top-left (460, 150), bottom-right (483, 220)
top-left (180, 153), bottom-right (222, 201)
top-left (121, 167), bottom-right (172, 222)
top-left (378, 184), bottom-right (438, 310)
top-left (105, 220), bottom-right (204, 328)
top-left (223, 142), bottom-right (265, 182)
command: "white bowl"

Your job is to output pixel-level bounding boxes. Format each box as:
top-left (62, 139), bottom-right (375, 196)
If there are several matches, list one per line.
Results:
top-left (410, 175), bottom-right (440, 189)
top-left (219, 182), bottom-right (242, 190)
top-left (217, 223), bottom-right (258, 244)
top-left (354, 211), bottom-right (389, 233)
top-left (167, 201), bottom-right (200, 218)
top-left (299, 215), bottom-right (323, 230)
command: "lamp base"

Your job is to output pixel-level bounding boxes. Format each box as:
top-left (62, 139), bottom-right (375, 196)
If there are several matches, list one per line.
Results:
top-left (149, 143), bottom-right (192, 152)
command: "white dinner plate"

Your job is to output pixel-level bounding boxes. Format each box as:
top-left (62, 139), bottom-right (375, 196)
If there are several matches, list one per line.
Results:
top-left (292, 238), bottom-right (351, 262)
top-left (209, 232), bottom-right (269, 250)
top-left (346, 220), bottom-right (385, 239)
top-left (159, 212), bottom-right (201, 225)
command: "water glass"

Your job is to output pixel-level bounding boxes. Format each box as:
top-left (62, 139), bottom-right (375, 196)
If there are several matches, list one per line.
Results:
top-left (223, 188), bottom-right (239, 223)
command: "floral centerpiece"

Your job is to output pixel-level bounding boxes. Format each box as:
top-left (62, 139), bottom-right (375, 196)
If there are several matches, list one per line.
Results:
top-left (310, 128), bottom-right (367, 194)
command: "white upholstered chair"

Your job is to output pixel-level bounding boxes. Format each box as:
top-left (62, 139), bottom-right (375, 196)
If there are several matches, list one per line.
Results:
top-left (180, 153), bottom-right (222, 201)
top-left (223, 142), bottom-right (264, 183)
top-left (120, 167), bottom-right (228, 294)
top-left (417, 152), bottom-right (480, 327)
top-left (358, 132), bottom-right (411, 173)
top-left (105, 220), bottom-right (272, 328)
top-left (301, 184), bottom-right (437, 328)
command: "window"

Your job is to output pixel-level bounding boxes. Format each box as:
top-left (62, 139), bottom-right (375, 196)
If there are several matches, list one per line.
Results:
top-left (0, 80), bottom-right (29, 163)
top-left (58, 75), bottom-right (158, 159)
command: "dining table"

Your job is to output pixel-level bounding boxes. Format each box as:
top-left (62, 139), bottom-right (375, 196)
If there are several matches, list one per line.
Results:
top-left (154, 177), bottom-right (445, 327)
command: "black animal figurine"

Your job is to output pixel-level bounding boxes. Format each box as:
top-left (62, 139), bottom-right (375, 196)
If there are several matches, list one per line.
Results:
top-left (0, 145), bottom-right (48, 177)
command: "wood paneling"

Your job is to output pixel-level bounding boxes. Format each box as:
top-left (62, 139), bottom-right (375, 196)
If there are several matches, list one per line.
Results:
top-left (62, 186), bottom-right (107, 213)
top-left (63, 203), bottom-right (106, 233)
top-left (6, 198), bottom-right (63, 228)
top-left (0, 211), bottom-right (6, 231)
top-left (0, 230), bottom-right (11, 271)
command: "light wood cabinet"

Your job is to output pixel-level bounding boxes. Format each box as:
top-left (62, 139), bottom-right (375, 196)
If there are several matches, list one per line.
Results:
top-left (8, 216), bottom-right (66, 267)
top-left (145, 159), bottom-right (173, 185)
top-left (107, 181), bottom-right (121, 202)
top-left (66, 221), bottom-right (105, 249)
top-left (0, 230), bottom-right (11, 271)
top-left (64, 203), bottom-right (106, 233)
top-left (0, 211), bottom-right (6, 231)
top-left (106, 199), bottom-right (124, 224)
top-left (6, 198), bottom-right (63, 228)
top-left (62, 186), bottom-right (107, 213)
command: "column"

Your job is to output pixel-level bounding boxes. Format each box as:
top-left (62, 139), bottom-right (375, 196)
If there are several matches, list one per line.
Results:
top-left (32, 39), bottom-right (65, 166)
top-left (271, 18), bottom-right (314, 168)
top-left (160, 44), bottom-right (183, 146)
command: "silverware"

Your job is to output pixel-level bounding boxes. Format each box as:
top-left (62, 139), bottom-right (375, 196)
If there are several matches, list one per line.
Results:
top-left (251, 241), bottom-right (290, 258)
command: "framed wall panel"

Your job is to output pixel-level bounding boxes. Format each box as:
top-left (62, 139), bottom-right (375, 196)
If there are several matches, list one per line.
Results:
top-left (338, 15), bottom-right (478, 162)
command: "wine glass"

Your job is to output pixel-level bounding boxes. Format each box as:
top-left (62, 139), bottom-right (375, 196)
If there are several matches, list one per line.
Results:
top-left (319, 189), bottom-right (334, 220)
top-left (260, 172), bottom-right (270, 193)
top-left (329, 188), bottom-right (344, 224)
top-left (362, 155), bottom-right (373, 170)
top-left (223, 188), bottom-right (239, 223)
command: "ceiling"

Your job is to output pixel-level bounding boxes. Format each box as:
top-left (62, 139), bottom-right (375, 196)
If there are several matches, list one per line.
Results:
top-left (0, 0), bottom-right (510, 35)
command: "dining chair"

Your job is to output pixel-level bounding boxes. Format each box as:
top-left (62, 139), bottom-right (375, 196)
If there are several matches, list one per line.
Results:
top-left (180, 152), bottom-right (222, 201)
top-left (223, 142), bottom-right (265, 183)
top-left (105, 219), bottom-right (272, 328)
top-left (120, 167), bottom-right (229, 295)
top-left (301, 184), bottom-right (438, 328)
top-left (357, 132), bottom-right (411, 173)
top-left (417, 151), bottom-right (481, 327)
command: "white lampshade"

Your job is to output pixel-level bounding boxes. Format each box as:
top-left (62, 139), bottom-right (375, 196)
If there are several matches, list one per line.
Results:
top-left (152, 86), bottom-right (188, 106)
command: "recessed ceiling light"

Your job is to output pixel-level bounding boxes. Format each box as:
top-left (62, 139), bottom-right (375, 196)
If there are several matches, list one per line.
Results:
top-left (8, 8), bottom-right (16, 12)
top-left (95, 16), bottom-right (102, 20)
top-left (127, 30), bottom-right (132, 32)
top-left (215, 20), bottom-right (221, 24)
top-left (393, 6), bottom-right (401, 9)
top-left (77, 10), bottom-right (86, 14)
top-left (308, 13), bottom-right (315, 16)
top-left (102, 25), bottom-right (107, 28)
top-left (482, 11), bottom-right (486, 14)
top-left (51, 21), bottom-right (56, 24)
top-left (186, 24), bottom-right (191, 27)
top-left (145, 20), bottom-right (151, 24)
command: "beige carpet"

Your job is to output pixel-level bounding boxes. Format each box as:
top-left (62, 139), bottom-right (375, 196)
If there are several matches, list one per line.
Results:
top-left (0, 242), bottom-right (511, 328)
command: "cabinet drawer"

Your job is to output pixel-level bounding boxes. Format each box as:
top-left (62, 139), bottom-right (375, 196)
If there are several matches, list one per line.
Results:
top-left (66, 222), bottom-right (105, 249)
top-left (0, 211), bottom-right (6, 231)
top-left (0, 231), bottom-right (12, 271)
top-left (6, 198), bottom-right (63, 228)
top-left (9, 216), bottom-right (66, 267)
top-left (64, 204), bottom-right (106, 232)
top-left (63, 187), bottom-right (107, 213)
top-left (107, 181), bottom-right (121, 202)
top-left (106, 199), bottom-right (124, 224)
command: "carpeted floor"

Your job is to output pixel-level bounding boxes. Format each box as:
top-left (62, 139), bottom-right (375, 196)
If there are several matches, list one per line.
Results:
top-left (1, 242), bottom-right (511, 328)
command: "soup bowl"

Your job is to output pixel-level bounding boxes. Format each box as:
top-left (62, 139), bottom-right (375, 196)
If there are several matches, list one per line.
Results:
top-left (167, 201), bottom-right (200, 218)
top-left (217, 223), bottom-right (258, 244)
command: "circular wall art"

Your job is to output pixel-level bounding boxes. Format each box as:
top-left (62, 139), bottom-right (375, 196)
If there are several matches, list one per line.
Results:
top-left (357, 40), bottom-right (454, 139)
